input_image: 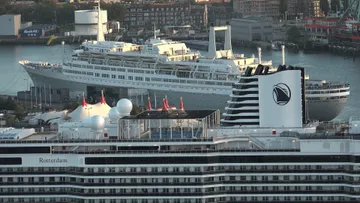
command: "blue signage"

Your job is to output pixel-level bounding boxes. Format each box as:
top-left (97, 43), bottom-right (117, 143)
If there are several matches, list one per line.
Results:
top-left (20, 28), bottom-right (42, 37)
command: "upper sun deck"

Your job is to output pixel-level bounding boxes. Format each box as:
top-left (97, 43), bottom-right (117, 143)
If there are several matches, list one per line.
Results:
top-left (76, 38), bottom-right (199, 59)
top-left (306, 79), bottom-right (350, 90)
top-left (2, 131), bottom-right (360, 155)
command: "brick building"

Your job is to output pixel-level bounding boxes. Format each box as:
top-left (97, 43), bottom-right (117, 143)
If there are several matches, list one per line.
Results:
top-left (232, 0), bottom-right (323, 20)
top-left (232, 0), bottom-right (280, 20)
top-left (122, 3), bottom-right (207, 31)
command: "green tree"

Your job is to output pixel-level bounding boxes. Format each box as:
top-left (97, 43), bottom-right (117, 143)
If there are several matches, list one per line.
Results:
top-left (14, 103), bottom-right (25, 121)
top-left (63, 102), bottom-right (79, 113)
top-left (286, 26), bottom-right (301, 44)
top-left (330, 0), bottom-right (340, 12)
top-left (101, 2), bottom-right (126, 21)
top-left (33, 3), bottom-right (56, 24)
top-left (4, 114), bottom-right (16, 127)
top-left (320, 0), bottom-right (330, 16)
top-left (279, 0), bottom-right (288, 15)
top-left (0, 0), bottom-right (9, 15)
top-left (56, 4), bottom-right (75, 25)
top-left (0, 98), bottom-right (17, 110)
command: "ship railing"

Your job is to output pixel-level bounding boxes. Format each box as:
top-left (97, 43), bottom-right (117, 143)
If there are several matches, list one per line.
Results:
top-left (52, 148), bottom-right (300, 154)
top-left (306, 84), bottom-right (350, 90)
top-left (0, 138), bottom-right (215, 144)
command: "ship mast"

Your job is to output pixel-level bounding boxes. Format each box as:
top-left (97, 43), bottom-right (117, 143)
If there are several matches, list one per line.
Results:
top-left (96, 0), bottom-right (105, 42)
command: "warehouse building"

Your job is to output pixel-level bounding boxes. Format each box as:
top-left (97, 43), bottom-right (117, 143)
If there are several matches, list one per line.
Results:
top-left (215, 18), bottom-right (273, 42)
top-left (231, 18), bottom-right (273, 42)
top-left (0, 14), bottom-right (21, 38)
top-left (18, 25), bottom-right (58, 38)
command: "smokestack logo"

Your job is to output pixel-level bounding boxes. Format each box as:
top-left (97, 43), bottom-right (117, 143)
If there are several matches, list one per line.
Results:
top-left (273, 83), bottom-right (291, 106)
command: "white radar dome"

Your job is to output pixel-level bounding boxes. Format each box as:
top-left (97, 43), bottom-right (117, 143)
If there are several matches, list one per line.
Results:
top-left (90, 115), bottom-right (105, 131)
top-left (108, 107), bottom-right (120, 122)
top-left (116, 98), bottom-right (133, 115)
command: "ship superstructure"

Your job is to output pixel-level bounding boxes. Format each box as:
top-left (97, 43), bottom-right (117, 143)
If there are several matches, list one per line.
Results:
top-left (0, 67), bottom-right (358, 203)
top-left (19, 4), bottom-right (350, 121)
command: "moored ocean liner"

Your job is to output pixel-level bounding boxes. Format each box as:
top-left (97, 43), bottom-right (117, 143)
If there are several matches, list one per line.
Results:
top-left (19, 2), bottom-right (350, 121)
top-left (0, 66), bottom-right (359, 203)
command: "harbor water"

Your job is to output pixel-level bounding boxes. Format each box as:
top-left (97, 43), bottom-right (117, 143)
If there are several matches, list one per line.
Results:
top-left (0, 44), bottom-right (359, 121)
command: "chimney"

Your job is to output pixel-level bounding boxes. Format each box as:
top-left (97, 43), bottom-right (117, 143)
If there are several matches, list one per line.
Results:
top-left (162, 99), bottom-right (168, 111)
top-left (81, 93), bottom-right (88, 107)
top-left (100, 90), bottom-right (106, 104)
top-left (147, 97), bottom-right (152, 110)
top-left (179, 97), bottom-right (184, 111)
top-left (224, 21), bottom-right (232, 51)
top-left (207, 23), bottom-right (217, 59)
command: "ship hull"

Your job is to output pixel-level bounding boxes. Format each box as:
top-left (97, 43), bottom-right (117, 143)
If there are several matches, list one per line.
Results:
top-left (149, 90), bottom-right (348, 122)
top-left (22, 65), bottom-right (348, 121)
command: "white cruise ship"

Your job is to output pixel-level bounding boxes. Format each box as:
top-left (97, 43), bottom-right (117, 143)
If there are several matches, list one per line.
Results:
top-left (18, 3), bottom-right (350, 121)
top-left (0, 67), bottom-right (358, 203)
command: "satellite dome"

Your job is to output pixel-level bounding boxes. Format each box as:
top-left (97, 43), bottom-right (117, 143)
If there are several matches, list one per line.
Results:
top-left (90, 115), bottom-right (105, 131)
top-left (116, 98), bottom-right (133, 115)
top-left (108, 107), bottom-right (120, 122)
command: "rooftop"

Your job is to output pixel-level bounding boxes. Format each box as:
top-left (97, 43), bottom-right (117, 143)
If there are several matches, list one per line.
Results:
top-left (0, 14), bottom-right (20, 17)
top-left (232, 17), bottom-right (271, 23)
top-left (0, 127), bottom-right (35, 140)
top-left (20, 24), bottom-right (57, 31)
top-left (122, 110), bottom-right (217, 120)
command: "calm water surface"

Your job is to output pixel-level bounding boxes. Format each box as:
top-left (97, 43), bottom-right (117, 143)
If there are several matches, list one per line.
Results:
top-left (0, 44), bottom-right (359, 121)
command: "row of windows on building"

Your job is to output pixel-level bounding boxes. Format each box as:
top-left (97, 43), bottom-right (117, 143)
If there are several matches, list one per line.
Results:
top-left (0, 176), bottom-right (356, 188)
top-left (128, 7), bottom-right (189, 12)
top-left (0, 196), bottom-right (351, 203)
top-left (128, 12), bottom-right (189, 17)
top-left (0, 185), bottom-right (354, 194)
top-left (0, 164), bottom-right (349, 173)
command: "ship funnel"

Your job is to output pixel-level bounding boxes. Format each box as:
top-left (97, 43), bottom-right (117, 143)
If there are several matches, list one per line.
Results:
top-left (147, 97), bottom-right (152, 110)
top-left (179, 97), bottom-right (185, 111)
top-left (224, 21), bottom-right (232, 51)
top-left (96, 0), bottom-right (105, 42)
top-left (207, 24), bottom-right (216, 58)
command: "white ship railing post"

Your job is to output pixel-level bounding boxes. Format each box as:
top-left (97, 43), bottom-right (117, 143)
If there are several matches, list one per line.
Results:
top-left (34, 84), bottom-right (37, 109)
top-left (61, 41), bottom-right (65, 64)
top-left (257, 47), bottom-right (262, 64)
top-left (49, 84), bottom-right (52, 106)
top-left (282, 45), bottom-right (286, 65)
